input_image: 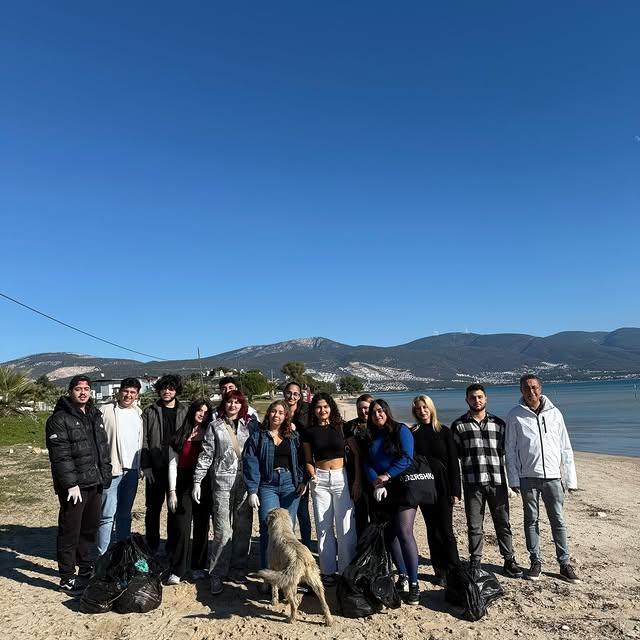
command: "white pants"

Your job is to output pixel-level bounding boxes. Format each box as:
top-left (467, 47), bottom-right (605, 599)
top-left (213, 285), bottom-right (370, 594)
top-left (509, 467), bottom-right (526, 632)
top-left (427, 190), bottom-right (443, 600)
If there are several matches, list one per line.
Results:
top-left (311, 467), bottom-right (357, 575)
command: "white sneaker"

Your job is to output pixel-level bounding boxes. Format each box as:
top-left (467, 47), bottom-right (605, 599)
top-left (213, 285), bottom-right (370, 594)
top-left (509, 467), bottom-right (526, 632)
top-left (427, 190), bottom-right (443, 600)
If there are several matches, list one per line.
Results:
top-left (166, 573), bottom-right (181, 585)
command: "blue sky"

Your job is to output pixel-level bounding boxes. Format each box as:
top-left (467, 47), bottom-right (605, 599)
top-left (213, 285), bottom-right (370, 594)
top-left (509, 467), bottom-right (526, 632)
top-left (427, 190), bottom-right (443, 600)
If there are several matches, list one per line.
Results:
top-left (1, 2), bottom-right (638, 363)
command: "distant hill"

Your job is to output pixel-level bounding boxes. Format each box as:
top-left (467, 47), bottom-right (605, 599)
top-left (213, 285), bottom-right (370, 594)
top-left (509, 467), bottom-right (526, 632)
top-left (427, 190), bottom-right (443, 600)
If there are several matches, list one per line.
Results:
top-left (4, 328), bottom-right (640, 391)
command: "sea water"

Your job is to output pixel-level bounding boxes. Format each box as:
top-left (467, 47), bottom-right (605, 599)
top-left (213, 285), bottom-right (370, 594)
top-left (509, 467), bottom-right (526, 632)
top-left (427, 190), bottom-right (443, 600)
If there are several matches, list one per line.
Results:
top-left (376, 379), bottom-right (640, 457)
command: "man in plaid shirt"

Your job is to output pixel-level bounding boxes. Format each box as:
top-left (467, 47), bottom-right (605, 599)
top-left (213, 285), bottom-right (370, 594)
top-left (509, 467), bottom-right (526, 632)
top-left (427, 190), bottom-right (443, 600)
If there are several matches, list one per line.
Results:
top-left (451, 383), bottom-right (524, 578)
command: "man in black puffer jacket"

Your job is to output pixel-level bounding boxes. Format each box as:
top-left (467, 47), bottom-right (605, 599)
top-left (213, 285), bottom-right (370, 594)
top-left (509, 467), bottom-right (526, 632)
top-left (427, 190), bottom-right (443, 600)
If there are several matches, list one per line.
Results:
top-left (46, 375), bottom-right (112, 595)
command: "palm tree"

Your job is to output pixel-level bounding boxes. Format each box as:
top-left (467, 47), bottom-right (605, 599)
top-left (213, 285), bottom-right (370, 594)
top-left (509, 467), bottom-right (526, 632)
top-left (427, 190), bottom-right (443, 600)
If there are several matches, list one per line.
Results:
top-left (0, 366), bottom-right (35, 416)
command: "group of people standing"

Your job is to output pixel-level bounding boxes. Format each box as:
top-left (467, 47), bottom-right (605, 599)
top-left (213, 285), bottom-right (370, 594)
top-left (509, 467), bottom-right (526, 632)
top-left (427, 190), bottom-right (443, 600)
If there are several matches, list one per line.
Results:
top-left (46, 371), bottom-right (581, 605)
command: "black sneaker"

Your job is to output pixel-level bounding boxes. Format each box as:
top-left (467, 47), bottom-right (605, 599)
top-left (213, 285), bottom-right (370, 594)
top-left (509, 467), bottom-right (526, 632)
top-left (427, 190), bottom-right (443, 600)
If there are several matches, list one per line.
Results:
top-left (527, 560), bottom-right (542, 581)
top-left (560, 563), bottom-right (581, 584)
top-left (406, 582), bottom-right (420, 605)
top-left (395, 573), bottom-right (409, 593)
top-left (503, 558), bottom-right (524, 578)
top-left (59, 577), bottom-right (84, 595)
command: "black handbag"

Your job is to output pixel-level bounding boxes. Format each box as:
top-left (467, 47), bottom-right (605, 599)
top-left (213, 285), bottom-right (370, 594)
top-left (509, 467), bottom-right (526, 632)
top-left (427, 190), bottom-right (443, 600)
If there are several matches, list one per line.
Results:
top-left (390, 454), bottom-right (437, 507)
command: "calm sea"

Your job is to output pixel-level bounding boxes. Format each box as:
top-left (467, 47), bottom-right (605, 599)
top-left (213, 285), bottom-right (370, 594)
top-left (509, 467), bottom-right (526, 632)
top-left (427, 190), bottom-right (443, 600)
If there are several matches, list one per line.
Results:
top-left (375, 379), bottom-right (640, 457)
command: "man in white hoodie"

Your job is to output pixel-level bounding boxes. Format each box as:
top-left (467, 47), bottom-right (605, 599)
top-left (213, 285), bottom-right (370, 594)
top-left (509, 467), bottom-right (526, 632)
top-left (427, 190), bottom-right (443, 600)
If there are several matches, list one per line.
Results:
top-left (96, 377), bottom-right (143, 556)
top-left (505, 375), bottom-right (581, 584)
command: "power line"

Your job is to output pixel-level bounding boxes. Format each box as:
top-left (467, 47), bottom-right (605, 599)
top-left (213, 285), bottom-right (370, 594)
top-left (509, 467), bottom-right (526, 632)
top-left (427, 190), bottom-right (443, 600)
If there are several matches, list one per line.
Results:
top-left (0, 291), bottom-right (168, 361)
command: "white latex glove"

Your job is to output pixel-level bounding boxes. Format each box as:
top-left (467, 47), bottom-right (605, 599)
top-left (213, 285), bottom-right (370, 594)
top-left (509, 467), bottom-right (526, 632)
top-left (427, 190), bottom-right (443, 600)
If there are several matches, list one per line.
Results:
top-left (168, 490), bottom-right (178, 512)
top-left (373, 486), bottom-right (388, 502)
top-left (67, 485), bottom-right (82, 505)
top-left (192, 482), bottom-right (201, 504)
top-left (142, 468), bottom-right (155, 484)
top-left (248, 494), bottom-right (260, 509)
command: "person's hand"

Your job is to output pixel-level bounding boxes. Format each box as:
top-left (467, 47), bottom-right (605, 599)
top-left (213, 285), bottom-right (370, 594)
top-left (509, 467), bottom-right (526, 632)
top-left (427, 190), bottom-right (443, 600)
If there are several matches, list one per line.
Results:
top-left (296, 483), bottom-right (307, 497)
top-left (248, 494), bottom-right (260, 509)
top-left (142, 468), bottom-right (155, 484)
top-left (373, 486), bottom-right (387, 502)
top-left (310, 475), bottom-right (319, 485)
top-left (374, 473), bottom-right (390, 487)
top-left (451, 496), bottom-right (460, 506)
top-left (67, 485), bottom-right (82, 505)
top-left (192, 483), bottom-right (201, 504)
top-left (167, 490), bottom-right (178, 512)
top-left (351, 480), bottom-right (362, 502)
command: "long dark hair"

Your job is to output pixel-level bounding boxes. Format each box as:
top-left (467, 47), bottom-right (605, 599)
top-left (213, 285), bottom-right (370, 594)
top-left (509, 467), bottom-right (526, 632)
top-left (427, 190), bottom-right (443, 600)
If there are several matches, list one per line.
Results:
top-left (367, 399), bottom-right (405, 457)
top-left (170, 399), bottom-right (213, 453)
top-left (310, 392), bottom-right (343, 431)
top-left (261, 400), bottom-right (294, 439)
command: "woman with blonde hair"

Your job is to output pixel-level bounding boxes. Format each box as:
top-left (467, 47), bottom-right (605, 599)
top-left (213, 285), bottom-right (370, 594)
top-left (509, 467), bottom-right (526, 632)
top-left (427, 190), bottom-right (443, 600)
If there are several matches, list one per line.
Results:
top-left (411, 395), bottom-right (461, 586)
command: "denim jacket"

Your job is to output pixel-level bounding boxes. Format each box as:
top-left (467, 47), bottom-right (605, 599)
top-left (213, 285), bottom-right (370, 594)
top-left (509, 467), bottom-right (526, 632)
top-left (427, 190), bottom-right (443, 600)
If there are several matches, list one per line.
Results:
top-left (243, 427), bottom-right (306, 495)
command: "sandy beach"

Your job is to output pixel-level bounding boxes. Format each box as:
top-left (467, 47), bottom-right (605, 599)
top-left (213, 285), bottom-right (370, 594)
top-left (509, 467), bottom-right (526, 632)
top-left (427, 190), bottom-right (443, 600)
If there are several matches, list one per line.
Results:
top-left (1, 403), bottom-right (639, 639)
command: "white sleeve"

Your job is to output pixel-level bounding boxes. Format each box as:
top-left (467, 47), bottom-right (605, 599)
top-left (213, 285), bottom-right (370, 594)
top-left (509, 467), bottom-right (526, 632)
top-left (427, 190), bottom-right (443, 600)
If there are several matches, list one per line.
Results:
top-left (168, 448), bottom-right (179, 491)
top-left (504, 413), bottom-right (520, 488)
top-left (558, 412), bottom-right (577, 489)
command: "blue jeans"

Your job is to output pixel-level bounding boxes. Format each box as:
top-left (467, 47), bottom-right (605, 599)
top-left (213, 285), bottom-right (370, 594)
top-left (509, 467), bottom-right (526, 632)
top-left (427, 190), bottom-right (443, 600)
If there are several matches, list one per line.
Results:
top-left (96, 468), bottom-right (139, 556)
top-left (258, 469), bottom-right (301, 568)
top-left (520, 477), bottom-right (569, 565)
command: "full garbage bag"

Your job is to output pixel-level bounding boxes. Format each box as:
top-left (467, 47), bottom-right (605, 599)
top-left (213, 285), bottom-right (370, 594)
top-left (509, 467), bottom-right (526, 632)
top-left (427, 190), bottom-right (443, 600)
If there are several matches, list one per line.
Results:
top-left (445, 564), bottom-right (504, 621)
top-left (337, 522), bottom-right (401, 618)
top-left (80, 534), bottom-right (162, 614)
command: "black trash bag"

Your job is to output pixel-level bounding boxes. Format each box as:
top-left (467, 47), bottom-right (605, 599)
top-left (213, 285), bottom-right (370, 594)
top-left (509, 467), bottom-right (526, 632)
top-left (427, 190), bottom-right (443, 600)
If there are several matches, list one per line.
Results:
top-left (80, 534), bottom-right (162, 614)
top-left (113, 574), bottom-right (162, 614)
top-left (337, 522), bottom-right (401, 618)
top-left (445, 565), bottom-right (504, 621)
top-left (80, 578), bottom-right (126, 614)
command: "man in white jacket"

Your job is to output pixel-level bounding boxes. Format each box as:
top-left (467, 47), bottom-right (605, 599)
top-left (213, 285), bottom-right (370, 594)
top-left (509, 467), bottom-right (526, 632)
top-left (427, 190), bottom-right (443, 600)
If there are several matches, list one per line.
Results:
top-left (505, 375), bottom-right (581, 584)
top-left (96, 378), bottom-right (143, 555)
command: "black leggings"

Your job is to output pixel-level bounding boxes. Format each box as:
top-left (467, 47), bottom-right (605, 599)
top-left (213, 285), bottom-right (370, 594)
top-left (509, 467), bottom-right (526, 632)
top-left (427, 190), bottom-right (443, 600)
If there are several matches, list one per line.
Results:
top-left (385, 506), bottom-right (418, 583)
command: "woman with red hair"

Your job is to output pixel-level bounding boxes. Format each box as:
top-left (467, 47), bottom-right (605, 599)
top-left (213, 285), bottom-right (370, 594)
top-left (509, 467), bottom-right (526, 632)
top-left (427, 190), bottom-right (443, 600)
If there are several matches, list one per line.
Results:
top-left (192, 389), bottom-right (259, 595)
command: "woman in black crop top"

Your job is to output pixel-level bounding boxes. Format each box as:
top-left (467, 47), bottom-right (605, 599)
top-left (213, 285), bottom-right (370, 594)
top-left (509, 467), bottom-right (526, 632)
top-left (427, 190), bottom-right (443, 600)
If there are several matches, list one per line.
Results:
top-left (411, 395), bottom-right (461, 585)
top-left (302, 392), bottom-right (361, 584)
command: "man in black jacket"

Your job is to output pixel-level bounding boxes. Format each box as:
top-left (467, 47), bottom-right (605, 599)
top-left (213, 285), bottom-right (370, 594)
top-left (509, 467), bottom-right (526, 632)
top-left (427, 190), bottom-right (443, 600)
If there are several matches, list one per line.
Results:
top-left (46, 374), bottom-right (112, 594)
top-left (140, 374), bottom-right (187, 554)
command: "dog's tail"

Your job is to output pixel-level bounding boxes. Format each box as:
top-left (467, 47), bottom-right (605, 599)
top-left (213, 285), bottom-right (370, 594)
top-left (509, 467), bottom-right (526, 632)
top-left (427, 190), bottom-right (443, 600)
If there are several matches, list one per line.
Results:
top-left (257, 568), bottom-right (295, 590)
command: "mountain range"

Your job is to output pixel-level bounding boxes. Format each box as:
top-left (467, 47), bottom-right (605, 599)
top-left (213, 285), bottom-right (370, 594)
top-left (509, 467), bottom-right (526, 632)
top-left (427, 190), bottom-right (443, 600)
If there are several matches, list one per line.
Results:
top-left (4, 328), bottom-right (640, 391)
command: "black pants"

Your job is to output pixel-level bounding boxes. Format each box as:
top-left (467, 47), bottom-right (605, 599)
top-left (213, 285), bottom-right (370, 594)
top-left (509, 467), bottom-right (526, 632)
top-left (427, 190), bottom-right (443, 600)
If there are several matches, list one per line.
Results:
top-left (420, 500), bottom-right (460, 573)
top-left (167, 469), bottom-right (212, 577)
top-left (145, 466), bottom-right (171, 553)
top-left (56, 485), bottom-right (102, 579)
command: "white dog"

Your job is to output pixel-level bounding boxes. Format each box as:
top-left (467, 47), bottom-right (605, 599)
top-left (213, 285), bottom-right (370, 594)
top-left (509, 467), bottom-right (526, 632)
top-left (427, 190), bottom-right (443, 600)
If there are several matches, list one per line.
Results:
top-left (257, 508), bottom-right (333, 626)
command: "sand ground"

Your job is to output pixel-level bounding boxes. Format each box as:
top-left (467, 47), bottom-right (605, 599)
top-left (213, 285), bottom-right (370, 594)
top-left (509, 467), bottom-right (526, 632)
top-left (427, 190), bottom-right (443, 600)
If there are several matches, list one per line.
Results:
top-left (1, 402), bottom-right (639, 639)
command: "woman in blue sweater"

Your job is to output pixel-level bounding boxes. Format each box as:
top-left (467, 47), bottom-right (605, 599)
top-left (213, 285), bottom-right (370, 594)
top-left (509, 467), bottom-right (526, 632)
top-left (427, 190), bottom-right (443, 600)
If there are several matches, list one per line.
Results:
top-left (365, 399), bottom-right (420, 605)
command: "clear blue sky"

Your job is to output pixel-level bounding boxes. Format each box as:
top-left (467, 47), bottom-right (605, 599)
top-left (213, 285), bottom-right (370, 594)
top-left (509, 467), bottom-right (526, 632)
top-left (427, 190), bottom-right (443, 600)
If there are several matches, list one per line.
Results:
top-left (1, 2), bottom-right (638, 363)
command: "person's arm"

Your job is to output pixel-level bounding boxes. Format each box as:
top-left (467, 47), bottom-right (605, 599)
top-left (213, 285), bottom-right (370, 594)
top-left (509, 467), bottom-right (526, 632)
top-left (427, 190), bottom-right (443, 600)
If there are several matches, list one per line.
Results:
top-left (303, 442), bottom-right (316, 481)
top-left (504, 414), bottom-right (521, 490)
top-left (364, 442), bottom-right (379, 485)
top-left (444, 426), bottom-right (462, 502)
top-left (558, 412), bottom-right (577, 490)
top-left (385, 425), bottom-right (414, 478)
top-left (46, 414), bottom-right (78, 491)
top-left (193, 423), bottom-right (216, 485)
top-left (451, 421), bottom-right (463, 458)
top-left (168, 448), bottom-right (179, 492)
top-left (346, 435), bottom-right (362, 500)
top-left (242, 431), bottom-right (261, 496)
